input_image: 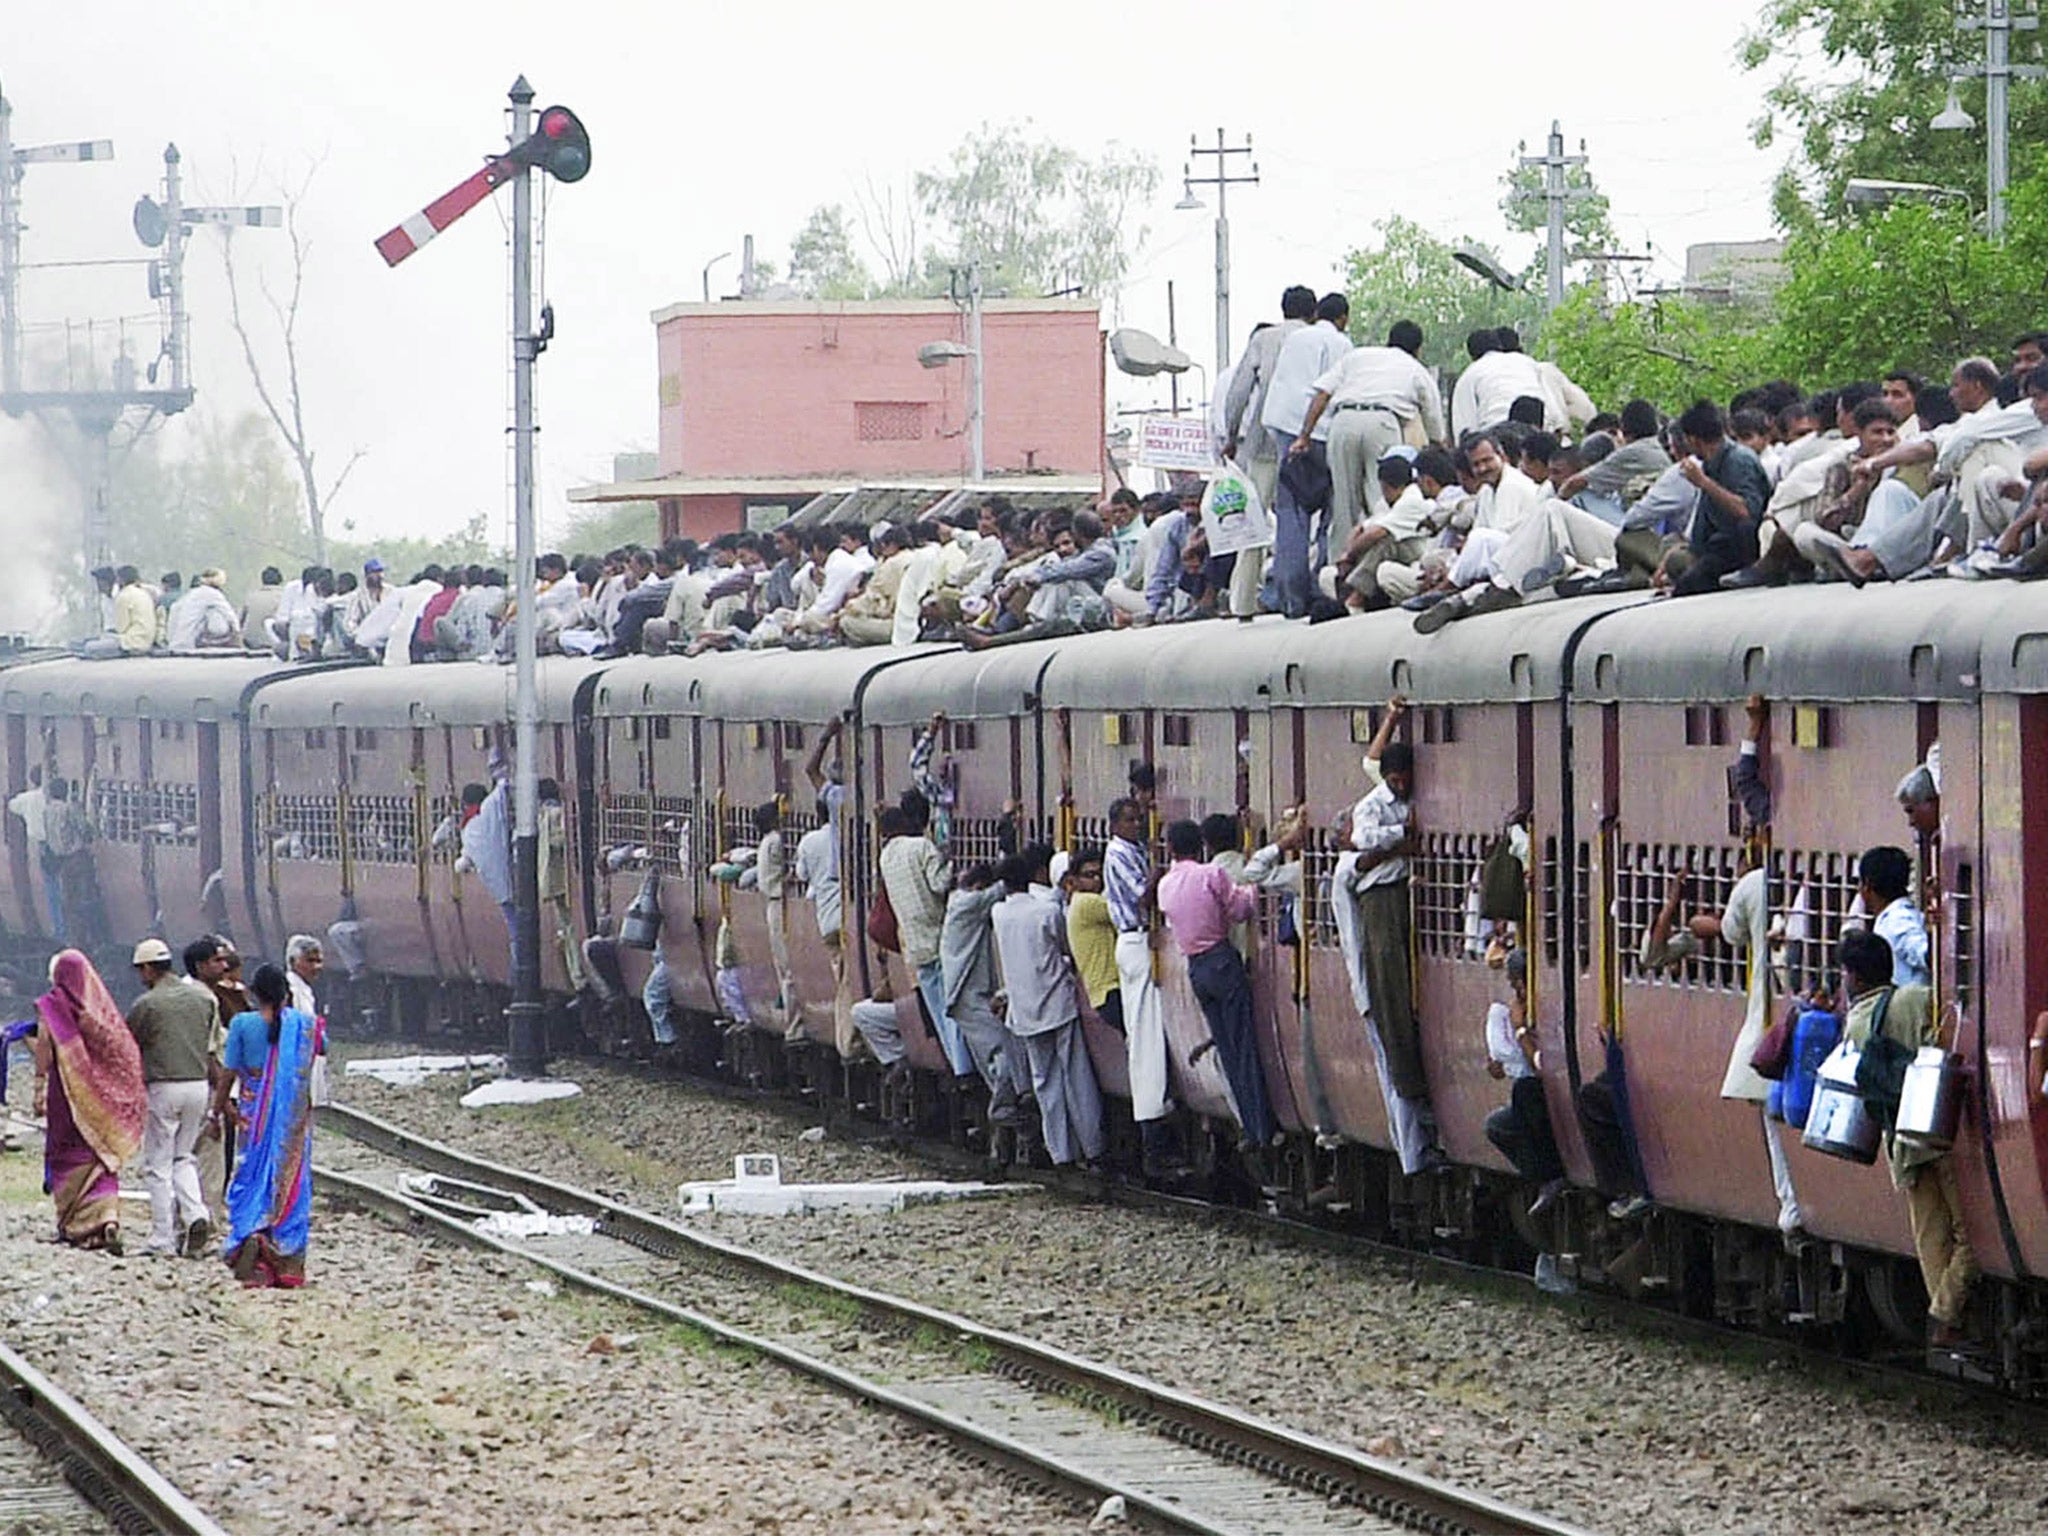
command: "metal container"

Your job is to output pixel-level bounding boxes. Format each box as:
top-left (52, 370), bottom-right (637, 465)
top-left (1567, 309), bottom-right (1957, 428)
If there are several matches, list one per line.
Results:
top-left (1802, 1045), bottom-right (1881, 1164)
top-left (1895, 1046), bottom-right (1964, 1151)
top-left (620, 871), bottom-right (665, 951)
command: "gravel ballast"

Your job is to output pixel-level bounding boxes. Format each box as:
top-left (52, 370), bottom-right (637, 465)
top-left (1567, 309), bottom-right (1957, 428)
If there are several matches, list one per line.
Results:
top-left (0, 1066), bottom-right (1090, 1534)
top-left (329, 1048), bottom-right (2048, 1536)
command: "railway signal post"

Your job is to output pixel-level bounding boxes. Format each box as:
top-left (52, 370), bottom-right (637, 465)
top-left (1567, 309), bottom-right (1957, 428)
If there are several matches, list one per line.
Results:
top-left (374, 77), bottom-right (590, 1077)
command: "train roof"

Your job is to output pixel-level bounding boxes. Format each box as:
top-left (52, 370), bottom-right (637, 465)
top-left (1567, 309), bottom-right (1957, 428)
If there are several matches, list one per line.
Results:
top-left (248, 656), bottom-right (599, 727)
top-left (0, 654), bottom-right (290, 722)
top-left (1572, 583), bottom-right (1998, 703)
top-left (1976, 587), bottom-right (2048, 693)
top-left (1035, 620), bottom-right (1291, 712)
top-left (861, 644), bottom-right (1061, 725)
top-left (589, 645), bottom-right (959, 721)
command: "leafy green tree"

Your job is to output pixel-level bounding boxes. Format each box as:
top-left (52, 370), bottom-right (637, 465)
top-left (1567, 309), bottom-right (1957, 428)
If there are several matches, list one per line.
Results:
top-left (1339, 217), bottom-right (1542, 375)
top-left (1741, 0), bottom-right (2048, 221)
top-left (1771, 188), bottom-right (2047, 380)
top-left (787, 204), bottom-right (874, 300)
top-left (1546, 288), bottom-right (1782, 412)
top-left (914, 122), bottom-right (1158, 296)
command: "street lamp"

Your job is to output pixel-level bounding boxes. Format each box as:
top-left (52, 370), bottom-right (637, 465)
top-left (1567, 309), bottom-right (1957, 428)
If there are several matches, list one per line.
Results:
top-left (701, 250), bottom-right (731, 303)
top-left (1453, 243), bottom-right (1524, 292)
top-left (1107, 327), bottom-right (1192, 378)
top-left (917, 328), bottom-right (983, 482)
top-left (1843, 177), bottom-right (1973, 208)
top-left (1931, 84), bottom-right (1977, 133)
top-left (1934, 0), bottom-right (2045, 238)
top-left (1178, 129), bottom-right (1257, 378)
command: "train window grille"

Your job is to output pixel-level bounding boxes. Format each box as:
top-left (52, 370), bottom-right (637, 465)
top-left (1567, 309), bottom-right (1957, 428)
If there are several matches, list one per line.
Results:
top-left (1574, 840), bottom-right (1594, 974)
top-left (651, 795), bottom-right (696, 878)
top-left (269, 793), bottom-right (342, 863)
top-left (600, 791), bottom-right (653, 867)
top-left (946, 720), bottom-right (978, 751)
top-left (652, 716), bottom-right (673, 741)
top-left (1683, 706), bottom-right (1727, 748)
top-left (1412, 829), bottom-right (1488, 961)
top-left (427, 795), bottom-right (459, 863)
top-left (1160, 714), bottom-right (1193, 748)
top-left (1541, 835), bottom-right (1561, 967)
top-left (718, 800), bottom-right (755, 864)
top-left (950, 815), bottom-right (1012, 872)
top-left (1950, 860), bottom-right (1975, 1016)
top-left (354, 729), bottom-right (378, 751)
top-left (348, 794), bottom-right (421, 864)
top-left (91, 781), bottom-right (199, 846)
top-left (1418, 707), bottom-right (1457, 746)
top-left (153, 720), bottom-right (188, 743)
top-left (303, 729), bottom-right (328, 752)
top-left (1772, 848), bottom-right (1862, 997)
top-left (1299, 828), bottom-right (1343, 951)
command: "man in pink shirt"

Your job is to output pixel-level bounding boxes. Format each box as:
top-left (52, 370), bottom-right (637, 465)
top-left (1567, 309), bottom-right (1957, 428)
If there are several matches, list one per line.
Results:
top-left (1156, 819), bottom-right (1275, 1151)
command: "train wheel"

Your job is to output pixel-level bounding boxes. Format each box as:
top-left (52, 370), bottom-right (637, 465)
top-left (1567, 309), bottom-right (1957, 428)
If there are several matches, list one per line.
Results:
top-left (1861, 1255), bottom-right (1931, 1346)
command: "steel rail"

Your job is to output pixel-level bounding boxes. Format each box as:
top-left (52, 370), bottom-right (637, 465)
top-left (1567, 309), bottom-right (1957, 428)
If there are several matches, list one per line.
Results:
top-left (319, 1100), bottom-right (1589, 1536)
top-left (0, 1338), bottom-right (230, 1536)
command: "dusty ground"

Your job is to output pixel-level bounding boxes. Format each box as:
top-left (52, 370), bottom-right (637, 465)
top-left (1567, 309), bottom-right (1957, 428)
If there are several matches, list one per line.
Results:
top-left (0, 1050), bottom-right (1089, 1534)
top-left (325, 1047), bottom-right (2048, 1536)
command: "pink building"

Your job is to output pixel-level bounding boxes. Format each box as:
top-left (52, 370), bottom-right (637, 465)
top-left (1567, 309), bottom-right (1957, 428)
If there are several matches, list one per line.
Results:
top-left (571, 297), bottom-right (1106, 540)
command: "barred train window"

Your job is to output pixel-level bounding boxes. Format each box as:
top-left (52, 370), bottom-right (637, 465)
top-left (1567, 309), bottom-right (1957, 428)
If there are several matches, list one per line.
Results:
top-left (270, 794), bottom-right (341, 862)
top-left (348, 795), bottom-right (421, 864)
top-left (92, 782), bottom-right (199, 846)
top-left (1411, 829), bottom-right (1490, 960)
top-left (652, 795), bottom-right (696, 878)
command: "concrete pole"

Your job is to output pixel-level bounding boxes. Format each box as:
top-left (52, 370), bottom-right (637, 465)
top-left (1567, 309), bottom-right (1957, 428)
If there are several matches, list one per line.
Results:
top-left (0, 84), bottom-right (17, 398)
top-left (1988, 0), bottom-right (2011, 239)
top-left (506, 75), bottom-right (545, 1077)
top-left (967, 260), bottom-right (984, 483)
top-left (1212, 127), bottom-right (1230, 380)
top-left (162, 144), bottom-right (186, 395)
top-left (1544, 121), bottom-right (1566, 314)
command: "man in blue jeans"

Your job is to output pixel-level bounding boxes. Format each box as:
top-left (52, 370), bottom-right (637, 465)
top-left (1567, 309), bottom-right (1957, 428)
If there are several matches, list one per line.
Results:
top-left (1155, 819), bottom-right (1275, 1159)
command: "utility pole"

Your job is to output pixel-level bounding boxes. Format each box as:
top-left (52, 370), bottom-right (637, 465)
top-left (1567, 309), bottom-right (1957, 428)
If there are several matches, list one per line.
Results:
top-left (1180, 129), bottom-right (1258, 376)
top-left (966, 260), bottom-right (984, 483)
top-left (506, 75), bottom-right (545, 1079)
top-left (1519, 121), bottom-right (1591, 314)
top-left (1946, 0), bottom-right (2043, 237)
top-left (1166, 279), bottom-right (1179, 417)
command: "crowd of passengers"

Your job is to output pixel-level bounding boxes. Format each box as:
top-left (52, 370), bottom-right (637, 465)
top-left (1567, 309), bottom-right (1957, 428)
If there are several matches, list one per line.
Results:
top-left (74, 293), bottom-right (2048, 665)
top-left (621, 698), bottom-right (1996, 1356)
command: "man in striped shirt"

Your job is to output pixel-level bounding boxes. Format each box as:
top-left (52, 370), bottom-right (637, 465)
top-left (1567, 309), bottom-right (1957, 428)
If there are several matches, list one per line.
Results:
top-left (1106, 795), bottom-right (1182, 1178)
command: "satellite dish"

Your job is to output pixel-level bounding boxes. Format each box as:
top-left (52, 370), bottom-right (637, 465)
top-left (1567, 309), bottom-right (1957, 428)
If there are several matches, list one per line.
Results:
top-left (133, 196), bottom-right (167, 249)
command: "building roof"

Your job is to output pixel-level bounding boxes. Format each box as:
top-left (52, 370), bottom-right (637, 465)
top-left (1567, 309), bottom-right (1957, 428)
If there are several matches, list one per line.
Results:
top-left (567, 473), bottom-right (1103, 518)
top-left (649, 297), bottom-right (1099, 326)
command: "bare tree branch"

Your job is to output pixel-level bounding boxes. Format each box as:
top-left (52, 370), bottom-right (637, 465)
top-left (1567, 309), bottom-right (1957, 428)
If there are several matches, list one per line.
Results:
top-left (213, 157), bottom-right (357, 565)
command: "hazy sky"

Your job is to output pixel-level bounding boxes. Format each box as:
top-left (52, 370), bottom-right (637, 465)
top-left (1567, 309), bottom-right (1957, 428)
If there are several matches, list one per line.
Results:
top-left (4, 1), bottom-right (1786, 557)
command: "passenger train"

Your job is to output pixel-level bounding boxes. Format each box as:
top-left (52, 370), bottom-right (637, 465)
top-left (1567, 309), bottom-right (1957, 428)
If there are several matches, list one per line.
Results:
top-left (6, 584), bottom-right (2048, 1387)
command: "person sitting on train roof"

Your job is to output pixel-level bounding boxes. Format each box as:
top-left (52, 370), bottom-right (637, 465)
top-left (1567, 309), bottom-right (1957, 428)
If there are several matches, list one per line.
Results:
top-left (1854, 846), bottom-right (1930, 990)
top-left (1837, 927), bottom-right (1976, 1349)
top-left (836, 523), bottom-right (915, 648)
top-left (165, 569), bottom-right (242, 651)
top-left (80, 567), bottom-right (156, 659)
top-left (958, 512), bottom-right (1113, 650)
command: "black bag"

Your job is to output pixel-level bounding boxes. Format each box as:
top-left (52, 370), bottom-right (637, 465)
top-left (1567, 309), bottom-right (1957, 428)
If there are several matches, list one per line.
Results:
top-left (1853, 989), bottom-right (1912, 1131)
top-left (1478, 835), bottom-right (1524, 922)
top-left (1750, 998), bottom-right (1802, 1082)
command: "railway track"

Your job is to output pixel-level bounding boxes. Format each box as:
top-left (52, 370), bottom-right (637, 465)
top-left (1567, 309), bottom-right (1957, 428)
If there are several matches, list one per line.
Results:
top-left (0, 1337), bottom-right (229, 1536)
top-left (317, 1099), bottom-right (1590, 1536)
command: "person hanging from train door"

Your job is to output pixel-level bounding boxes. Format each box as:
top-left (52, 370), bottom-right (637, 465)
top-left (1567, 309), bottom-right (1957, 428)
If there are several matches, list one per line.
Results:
top-left (1855, 846), bottom-right (1931, 990)
top-left (1331, 697), bottom-right (1448, 1174)
top-left (943, 861), bottom-right (1033, 1168)
top-left (1105, 791), bottom-right (1186, 1181)
top-left (1158, 819), bottom-right (1277, 1184)
top-left (882, 788), bottom-right (973, 1082)
top-left (1837, 928), bottom-right (1977, 1349)
top-left (1679, 696), bottom-right (1806, 1246)
top-left (539, 780), bottom-right (585, 995)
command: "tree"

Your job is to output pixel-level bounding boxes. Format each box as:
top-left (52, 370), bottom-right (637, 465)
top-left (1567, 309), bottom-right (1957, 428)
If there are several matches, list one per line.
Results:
top-left (214, 169), bottom-right (362, 565)
top-left (1339, 217), bottom-right (1542, 376)
top-left (851, 174), bottom-right (926, 295)
top-left (787, 204), bottom-right (874, 300)
top-left (1740, 0), bottom-right (2048, 221)
top-left (914, 122), bottom-right (1158, 296)
top-left (1545, 288), bottom-right (1781, 413)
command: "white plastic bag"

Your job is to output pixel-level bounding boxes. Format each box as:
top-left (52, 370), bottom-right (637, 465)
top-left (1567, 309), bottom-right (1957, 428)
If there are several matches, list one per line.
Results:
top-left (1200, 459), bottom-right (1273, 556)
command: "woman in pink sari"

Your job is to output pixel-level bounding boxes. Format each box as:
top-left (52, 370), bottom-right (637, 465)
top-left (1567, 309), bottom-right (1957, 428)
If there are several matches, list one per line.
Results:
top-left (29, 949), bottom-right (146, 1253)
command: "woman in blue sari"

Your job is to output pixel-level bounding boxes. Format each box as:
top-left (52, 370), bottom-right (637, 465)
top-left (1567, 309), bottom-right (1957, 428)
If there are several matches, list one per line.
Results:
top-left (209, 962), bottom-right (322, 1288)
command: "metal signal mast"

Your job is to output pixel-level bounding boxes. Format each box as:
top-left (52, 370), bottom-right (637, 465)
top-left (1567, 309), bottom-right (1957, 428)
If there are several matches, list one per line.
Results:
top-left (373, 77), bottom-right (590, 1078)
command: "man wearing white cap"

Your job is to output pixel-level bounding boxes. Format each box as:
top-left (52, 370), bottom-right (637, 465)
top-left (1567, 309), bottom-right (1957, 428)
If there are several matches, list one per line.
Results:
top-left (125, 936), bottom-right (220, 1256)
top-left (166, 568), bottom-right (243, 650)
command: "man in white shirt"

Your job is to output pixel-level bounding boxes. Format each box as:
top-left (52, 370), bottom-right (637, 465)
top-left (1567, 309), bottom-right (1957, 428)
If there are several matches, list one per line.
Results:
top-left (988, 843), bottom-right (1105, 1170)
top-left (1292, 319), bottom-right (1445, 559)
top-left (165, 570), bottom-right (242, 649)
top-left (1450, 329), bottom-right (1546, 441)
top-left (1219, 285), bottom-right (1317, 510)
top-left (795, 525), bottom-right (874, 635)
top-left (1333, 455), bottom-right (1434, 609)
top-left (1413, 434), bottom-right (1551, 632)
top-left (1263, 292), bottom-right (1354, 617)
